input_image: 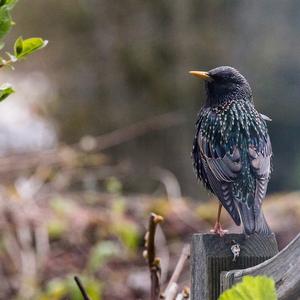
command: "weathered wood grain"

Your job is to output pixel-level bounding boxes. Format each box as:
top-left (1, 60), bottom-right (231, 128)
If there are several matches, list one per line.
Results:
top-left (220, 233), bottom-right (300, 300)
top-left (191, 233), bottom-right (278, 300)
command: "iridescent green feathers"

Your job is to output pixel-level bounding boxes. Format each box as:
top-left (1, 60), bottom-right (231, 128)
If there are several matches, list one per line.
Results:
top-left (192, 66), bottom-right (272, 234)
top-left (197, 100), bottom-right (269, 205)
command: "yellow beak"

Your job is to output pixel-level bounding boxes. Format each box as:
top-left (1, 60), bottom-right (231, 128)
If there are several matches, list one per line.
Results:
top-left (189, 71), bottom-right (212, 81)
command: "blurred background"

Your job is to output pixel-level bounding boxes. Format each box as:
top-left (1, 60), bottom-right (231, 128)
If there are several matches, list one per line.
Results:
top-left (1, 1), bottom-right (300, 299)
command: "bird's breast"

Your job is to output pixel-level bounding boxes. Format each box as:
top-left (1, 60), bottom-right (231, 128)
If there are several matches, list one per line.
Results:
top-left (199, 100), bottom-right (269, 155)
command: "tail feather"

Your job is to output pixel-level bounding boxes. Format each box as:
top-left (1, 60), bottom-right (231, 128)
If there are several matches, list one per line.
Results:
top-left (238, 202), bottom-right (255, 235)
top-left (254, 209), bottom-right (271, 235)
top-left (238, 202), bottom-right (271, 235)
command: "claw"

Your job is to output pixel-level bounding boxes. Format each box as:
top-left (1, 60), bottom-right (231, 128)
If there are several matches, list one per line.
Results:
top-left (210, 222), bottom-right (228, 237)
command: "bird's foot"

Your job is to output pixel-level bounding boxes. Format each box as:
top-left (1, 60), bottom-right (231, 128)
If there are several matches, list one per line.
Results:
top-left (210, 222), bottom-right (228, 237)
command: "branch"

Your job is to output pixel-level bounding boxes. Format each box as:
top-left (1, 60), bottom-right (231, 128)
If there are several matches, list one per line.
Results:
top-left (0, 59), bottom-right (14, 69)
top-left (144, 213), bottom-right (164, 300)
top-left (165, 282), bottom-right (178, 300)
top-left (74, 276), bottom-right (91, 300)
top-left (164, 244), bottom-right (190, 298)
top-left (0, 111), bottom-right (185, 179)
top-left (85, 111), bottom-right (185, 152)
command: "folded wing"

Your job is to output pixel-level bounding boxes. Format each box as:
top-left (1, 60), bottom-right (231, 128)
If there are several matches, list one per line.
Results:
top-left (196, 133), bottom-right (242, 225)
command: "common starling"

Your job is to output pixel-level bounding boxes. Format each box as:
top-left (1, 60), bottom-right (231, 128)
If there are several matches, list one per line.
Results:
top-left (190, 66), bottom-right (272, 236)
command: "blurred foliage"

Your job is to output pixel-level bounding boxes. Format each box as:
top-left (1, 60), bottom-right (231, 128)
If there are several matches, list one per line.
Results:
top-left (112, 219), bottom-right (140, 253)
top-left (1, 1), bottom-right (300, 299)
top-left (88, 241), bottom-right (120, 272)
top-left (0, 152), bottom-right (299, 299)
top-left (105, 176), bottom-right (123, 195)
top-left (10, 0), bottom-right (300, 196)
top-left (41, 276), bottom-right (102, 300)
top-left (47, 218), bottom-right (67, 240)
top-left (219, 276), bottom-right (277, 300)
top-left (0, 150), bottom-right (210, 300)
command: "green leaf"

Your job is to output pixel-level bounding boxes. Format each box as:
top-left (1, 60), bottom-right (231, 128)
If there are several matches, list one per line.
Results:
top-left (88, 241), bottom-right (120, 272)
top-left (0, 7), bottom-right (12, 39)
top-left (0, 0), bottom-right (17, 10)
top-left (105, 176), bottom-right (123, 194)
top-left (13, 36), bottom-right (22, 56)
top-left (0, 0), bottom-right (16, 40)
top-left (0, 83), bottom-right (14, 101)
top-left (113, 219), bottom-right (140, 252)
top-left (45, 276), bottom-right (102, 300)
top-left (47, 219), bottom-right (67, 239)
top-left (219, 276), bottom-right (277, 300)
top-left (45, 278), bottom-right (67, 299)
top-left (14, 37), bottom-right (48, 59)
top-left (77, 278), bottom-right (102, 300)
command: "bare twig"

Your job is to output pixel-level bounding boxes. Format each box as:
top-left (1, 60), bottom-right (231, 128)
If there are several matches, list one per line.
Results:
top-left (17, 222), bottom-right (37, 299)
top-left (85, 111), bottom-right (185, 152)
top-left (165, 282), bottom-right (178, 300)
top-left (164, 244), bottom-right (190, 297)
top-left (0, 112), bottom-right (185, 179)
top-left (0, 59), bottom-right (14, 69)
top-left (34, 224), bottom-right (50, 265)
top-left (74, 276), bottom-right (91, 300)
top-left (144, 213), bottom-right (164, 300)
top-left (155, 224), bottom-right (170, 285)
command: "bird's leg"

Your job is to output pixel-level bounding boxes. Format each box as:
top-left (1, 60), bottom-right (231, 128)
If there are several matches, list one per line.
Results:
top-left (210, 203), bottom-right (228, 237)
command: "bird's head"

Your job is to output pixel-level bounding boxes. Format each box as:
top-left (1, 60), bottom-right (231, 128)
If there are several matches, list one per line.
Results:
top-left (189, 66), bottom-right (252, 106)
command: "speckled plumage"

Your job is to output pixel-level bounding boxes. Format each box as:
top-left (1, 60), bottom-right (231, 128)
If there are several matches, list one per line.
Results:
top-left (192, 66), bottom-right (272, 235)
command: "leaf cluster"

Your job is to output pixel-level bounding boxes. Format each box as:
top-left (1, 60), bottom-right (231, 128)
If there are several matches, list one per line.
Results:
top-left (0, 0), bottom-right (47, 101)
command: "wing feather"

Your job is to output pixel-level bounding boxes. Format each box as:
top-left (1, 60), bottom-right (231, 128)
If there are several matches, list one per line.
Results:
top-left (197, 132), bottom-right (242, 225)
top-left (250, 136), bottom-right (272, 204)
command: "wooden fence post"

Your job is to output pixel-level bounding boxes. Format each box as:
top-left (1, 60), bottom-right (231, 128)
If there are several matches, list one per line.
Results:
top-left (191, 233), bottom-right (278, 300)
top-left (220, 233), bottom-right (300, 300)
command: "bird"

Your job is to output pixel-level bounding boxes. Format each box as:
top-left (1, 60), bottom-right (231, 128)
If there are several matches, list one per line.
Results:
top-left (190, 66), bottom-right (272, 236)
